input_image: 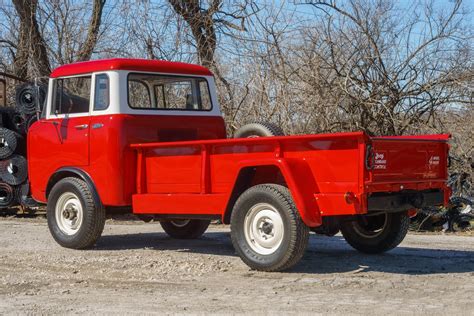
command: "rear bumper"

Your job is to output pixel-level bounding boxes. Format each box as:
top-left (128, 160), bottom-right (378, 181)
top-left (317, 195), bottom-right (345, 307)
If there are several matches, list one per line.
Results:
top-left (367, 189), bottom-right (444, 213)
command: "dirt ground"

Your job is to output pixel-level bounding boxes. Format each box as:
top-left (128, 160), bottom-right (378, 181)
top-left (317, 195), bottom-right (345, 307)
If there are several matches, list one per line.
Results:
top-left (0, 217), bottom-right (473, 315)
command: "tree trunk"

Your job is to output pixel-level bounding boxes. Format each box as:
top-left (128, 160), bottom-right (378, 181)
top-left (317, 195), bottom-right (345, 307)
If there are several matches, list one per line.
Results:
top-left (13, 23), bottom-right (28, 80)
top-left (76, 0), bottom-right (107, 62)
top-left (168, 0), bottom-right (218, 69)
top-left (12, 0), bottom-right (51, 78)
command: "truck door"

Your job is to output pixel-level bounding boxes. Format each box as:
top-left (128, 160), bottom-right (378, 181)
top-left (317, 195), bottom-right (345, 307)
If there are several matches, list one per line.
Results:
top-left (31, 76), bottom-right (91, 166)
top-left (28, 75), bottom-right (92, 202)
top-left (48, 75), bottom-right (91, 166)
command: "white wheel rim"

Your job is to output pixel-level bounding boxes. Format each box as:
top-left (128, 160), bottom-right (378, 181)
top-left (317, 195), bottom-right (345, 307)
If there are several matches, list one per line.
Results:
top-left (170, 219), bottom-right (190, 227)
top-left (55, 192), bottom-right (83, 236)
top-left (244, 203), bottom-right (284, 255)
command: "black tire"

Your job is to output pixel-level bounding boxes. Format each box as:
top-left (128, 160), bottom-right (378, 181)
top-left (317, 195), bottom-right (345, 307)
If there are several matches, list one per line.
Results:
top-left (15, 181), bottom-right (30, 205)
top-left (0, 127), bottom-right (21, 159)
top-left (447, 196), bottom-right (473, 231)
top-left (0, 182), bottom-right (15, 208)
top-left (9, 112), bottom-right (26, 134)
top-left (15, 181), bottom-right (39, 209)
top-left (0, 154), bottom-right (28, 185)
top-left (340, 212), bottom-right (409, 254)
top-left (160, 219), bottom-right (210, 239)
top-left (230, 184), bottom-right (309, 272)
top-left (234, 122), bottom-right (285, 138)
top-left (47, 177), bottom-right (105, 249)
top-left (15, 83), bottom-right (46, 115)
top-left (450, 196), bottom-right (473, 214)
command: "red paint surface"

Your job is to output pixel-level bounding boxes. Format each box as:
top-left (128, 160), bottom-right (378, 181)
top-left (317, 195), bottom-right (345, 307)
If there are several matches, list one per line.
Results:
top-left (366, 137), bottom-right (449, 193)
top-left (50, 58), bottom-right (213, 78)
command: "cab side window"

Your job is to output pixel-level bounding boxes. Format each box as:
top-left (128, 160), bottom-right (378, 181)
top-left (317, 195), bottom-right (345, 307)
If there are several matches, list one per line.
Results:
top-left (94, 74), bottom-right (109, 111)
top-left (52, 76), bottom-right (91, 115)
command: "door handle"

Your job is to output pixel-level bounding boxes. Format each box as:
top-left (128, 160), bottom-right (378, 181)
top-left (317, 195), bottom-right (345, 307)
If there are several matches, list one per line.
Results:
top-left (92, 123), bottom-right (104, 129)
top-left (75, 124), bottom-right (89, 130)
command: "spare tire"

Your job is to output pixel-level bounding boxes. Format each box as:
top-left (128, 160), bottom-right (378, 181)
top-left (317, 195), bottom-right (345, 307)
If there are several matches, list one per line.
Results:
top-left (0, 127), bottom-right (21, 159)
top-left (15, 82), bottom-right (46, 115)
top-left (0, 154), bottom-right (28, 185)
top-left (234, 122), bottom-right (285, 138)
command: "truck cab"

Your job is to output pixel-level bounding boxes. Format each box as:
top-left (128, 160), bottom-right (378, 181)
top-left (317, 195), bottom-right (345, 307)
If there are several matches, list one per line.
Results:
top-left (28, 59), bottom-right (226, 206)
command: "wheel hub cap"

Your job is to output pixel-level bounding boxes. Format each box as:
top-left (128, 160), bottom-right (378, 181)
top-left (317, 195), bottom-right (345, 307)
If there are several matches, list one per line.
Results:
top-left (55, 192), bottom-right (83, 236)
top-left (244, 203), bottom-right (284, 255)
top-left (261, 221), bottom-right (273, 235)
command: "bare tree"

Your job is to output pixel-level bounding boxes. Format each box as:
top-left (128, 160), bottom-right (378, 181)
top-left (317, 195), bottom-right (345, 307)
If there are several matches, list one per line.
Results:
top-left (76, 0), bottom-right (107, 62)
top-left (38, 0), bottom-right (108, 65)
top-left (167, 0), bottom-right (251, 132)
top-left (0, 0), bottom-right (472, 141)
top-left (12, 0), bottom-right (51, 78)
top-left (119, 1), bottom-right (194, 61)
top-left (167, 0), bottom-right (219, 69)
top-left (0, 0), bottom-right (108, 79)
top-left (292, 0), bottom-right (473, 136)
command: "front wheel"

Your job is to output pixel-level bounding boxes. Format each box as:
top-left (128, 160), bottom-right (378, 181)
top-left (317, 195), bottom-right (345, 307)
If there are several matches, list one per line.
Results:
top-left (47, 177), bottom-right (105, 249)
top-left (340, 212), bottom-right (409, 254)
top-left (230, 184), bottom-right (309, 272)
top-left (160, 219), bottom-right (210, 239)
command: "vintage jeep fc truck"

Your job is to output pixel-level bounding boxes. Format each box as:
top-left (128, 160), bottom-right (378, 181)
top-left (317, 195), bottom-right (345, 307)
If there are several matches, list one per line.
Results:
top-left (26, 58), bottom-right (450, 271)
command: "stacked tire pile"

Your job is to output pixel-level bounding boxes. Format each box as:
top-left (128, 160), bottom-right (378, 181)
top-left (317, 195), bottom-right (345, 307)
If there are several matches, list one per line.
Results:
top-left (0, 83), bottom-right (45, 211)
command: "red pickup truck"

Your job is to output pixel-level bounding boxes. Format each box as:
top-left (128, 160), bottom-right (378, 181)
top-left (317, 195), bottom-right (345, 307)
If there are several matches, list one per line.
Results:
top-left (27, 58), bottom-right (450, 271)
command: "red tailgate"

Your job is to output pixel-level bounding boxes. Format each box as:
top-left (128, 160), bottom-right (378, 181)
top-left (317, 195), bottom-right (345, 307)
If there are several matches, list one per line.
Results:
top-left (366, 134), bottom-right (450, 193)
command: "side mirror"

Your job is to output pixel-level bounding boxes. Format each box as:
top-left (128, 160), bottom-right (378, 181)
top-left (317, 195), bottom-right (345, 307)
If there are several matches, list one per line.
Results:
top-left (0, 78), bottom-right (5, 107)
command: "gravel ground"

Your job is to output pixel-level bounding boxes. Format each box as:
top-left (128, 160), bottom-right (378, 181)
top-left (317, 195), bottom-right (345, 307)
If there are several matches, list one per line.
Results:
top-left (0, 216), bottom-right (473, 315)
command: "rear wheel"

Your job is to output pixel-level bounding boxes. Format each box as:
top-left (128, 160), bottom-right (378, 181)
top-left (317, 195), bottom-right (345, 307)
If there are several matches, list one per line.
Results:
top-left (230, 184), bottom-right (309, 271)
top-left (47, 177), bottom-right (105, 249)
top-left (340, 212), bottom-right (409, 254)
top-left (160, 219), bottom-right (210, 239)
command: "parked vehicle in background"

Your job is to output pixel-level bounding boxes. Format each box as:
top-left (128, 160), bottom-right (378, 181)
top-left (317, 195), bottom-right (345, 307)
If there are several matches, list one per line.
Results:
top-left (2, 59), bottom-right (452, 271)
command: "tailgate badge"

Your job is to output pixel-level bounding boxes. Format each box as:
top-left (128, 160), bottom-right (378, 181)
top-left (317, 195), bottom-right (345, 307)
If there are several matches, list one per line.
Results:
top-left (429, 156), bottom-right (440, 165)
top-left (374, 152), bottom-right (387, 169)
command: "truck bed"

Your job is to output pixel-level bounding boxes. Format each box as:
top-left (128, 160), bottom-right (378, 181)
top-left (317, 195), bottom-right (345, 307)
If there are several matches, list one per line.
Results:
top-left (130, 132), bottom-right (450, 227)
